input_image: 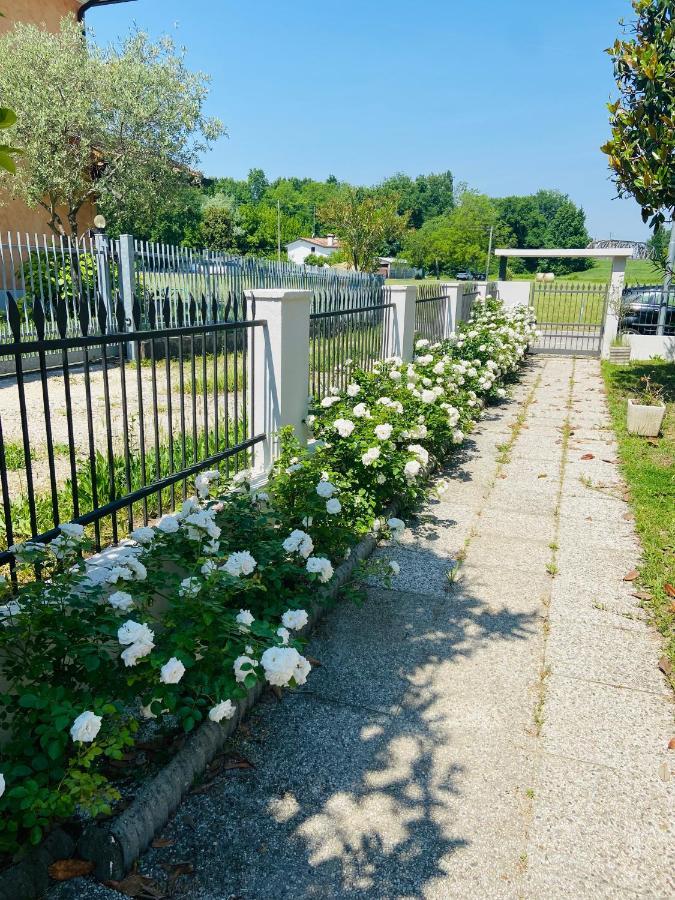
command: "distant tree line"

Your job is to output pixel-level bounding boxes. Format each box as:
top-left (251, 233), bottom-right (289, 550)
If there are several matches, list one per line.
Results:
top-left (106, 167), bottom-right (592, 276)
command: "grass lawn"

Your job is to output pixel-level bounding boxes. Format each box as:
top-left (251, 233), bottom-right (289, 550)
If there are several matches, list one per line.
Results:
top-left (511, 258), bottom-right (663, 285)
top-left (602, 360), bottom-right (675, 680)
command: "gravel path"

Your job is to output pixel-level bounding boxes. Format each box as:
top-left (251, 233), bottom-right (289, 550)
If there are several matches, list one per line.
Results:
top-left (51, 357), bottom-right (674, 899)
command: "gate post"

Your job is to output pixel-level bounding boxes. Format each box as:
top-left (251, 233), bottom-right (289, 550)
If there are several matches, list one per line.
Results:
top-left (118, 234), bottom-right (137, 361)
top-left (601, 256), bottom-right (626, 358)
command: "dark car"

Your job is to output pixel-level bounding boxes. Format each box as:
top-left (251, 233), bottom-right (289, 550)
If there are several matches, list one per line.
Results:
top-left (620, 286), bottom-right (675, 335)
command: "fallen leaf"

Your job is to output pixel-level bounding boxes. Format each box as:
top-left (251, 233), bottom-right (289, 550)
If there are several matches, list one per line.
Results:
top-left (580, 453), bottom-right (594, 460)
top-left (307, 656), bottom-right (322, 667)
top-left (646, 437), bottom-right (659, 446)
top-left (670, 601), bottom-right (675, 615)
top-left (48, 859), bottom-right (95, 881)
top-left (664, 583), bottom-right (675, 599)
top-left (631, 591), bottom-right (652, 601)
top-left (537, 473), bottom-right (547, 478)
top-left (222, 754), bottom-right (254, 771)
top-left (151, 838), bottom-right (175, 849)
top-left (658, 656), bottom-right (673, 676)
top-left (622, 570), bottom-right (639, 581)
top-left (658, 761), bottom-right (671, 783)
top-left (622, 512), bottom-right (633, 521)
top-left (668, 737), bottom-right (675, 751)
top-left (498, 473), bottom-right (507, 479)
top-left (105, 873), bottom-right (166, 899)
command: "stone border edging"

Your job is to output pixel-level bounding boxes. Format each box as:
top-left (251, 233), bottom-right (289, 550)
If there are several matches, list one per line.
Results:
top-left (0, 829), bottom-right (75, 900)
top-left (76, 515), bottom-right (390, 882)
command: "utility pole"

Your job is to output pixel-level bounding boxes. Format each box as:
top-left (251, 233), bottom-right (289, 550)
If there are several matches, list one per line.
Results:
top-left (657, 219), bottom-right (675, 336)
top-left (312, 205), bottom-right (316, 238)
top-left (277, 200), bottom-right (281, 263)
top-left (485, 225), bottom-right (494, 283)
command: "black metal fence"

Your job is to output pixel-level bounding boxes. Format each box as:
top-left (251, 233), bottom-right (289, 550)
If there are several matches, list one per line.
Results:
top-left (309, 281), bottom-right (392, 398)
top-left (415, 283), bottom-right (449, 343)
top-left (0, 288), bottom-right (265, 576)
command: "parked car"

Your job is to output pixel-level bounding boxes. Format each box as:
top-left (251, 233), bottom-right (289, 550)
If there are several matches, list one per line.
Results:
top-left (455, 270), bottom-right (475, 280)
top-left (620, 286), bottom-right (675, 335)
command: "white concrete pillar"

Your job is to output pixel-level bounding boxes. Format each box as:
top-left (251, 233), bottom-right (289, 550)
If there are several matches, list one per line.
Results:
top-left (246, 288), bottom-right (311, 473)
top-left (602, 257), bottom-right (626, 358)
top-left (384, 285), bottom-right (417, 361)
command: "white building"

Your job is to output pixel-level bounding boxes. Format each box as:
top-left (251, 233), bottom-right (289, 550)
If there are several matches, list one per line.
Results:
top-left (286, 235), bottom-right (340, 265)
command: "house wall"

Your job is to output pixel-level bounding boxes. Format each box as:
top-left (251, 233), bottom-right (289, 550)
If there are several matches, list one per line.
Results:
top-left (0, 0), bottom-right (96, 238)
top-left (0, 0), bottom-right (79, 34)
top-left (287, 243), bottom-right (335, 265)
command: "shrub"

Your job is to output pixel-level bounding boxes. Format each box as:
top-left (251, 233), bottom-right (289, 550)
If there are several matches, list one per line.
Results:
top-left (0, 297), bottom-right (535, 857)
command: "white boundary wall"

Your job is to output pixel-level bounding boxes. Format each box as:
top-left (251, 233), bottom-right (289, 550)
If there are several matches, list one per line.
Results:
top-left (627, 334), bottom-right (675, 361)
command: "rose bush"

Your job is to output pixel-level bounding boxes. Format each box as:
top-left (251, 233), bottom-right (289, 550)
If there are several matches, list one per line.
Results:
top-left (0, 297), bottom-right (535, 856)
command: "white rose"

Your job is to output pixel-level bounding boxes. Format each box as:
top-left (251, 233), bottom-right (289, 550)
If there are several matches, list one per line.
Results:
top-left (282, 609), bottom-right (309, 630)
top-left (0, 773), bottom-right (5, 798)
top-left (361, 447), bottom-right (381, 466)
top-left (326, 498), bottom-right (342, 515)
top-left (209, 699), bottom-right (237, 723)
top-left (236, 609), bottom-right (255, 631)
top-left (222, 550), bottom-right (257, 577)
top-left (404, 459), bottom-right (421, 479)
top-left (346, 383), bottom-right (361, 397)
top-left (130, 526), bottom-right (155, 545)
top-left (374, 423), bottom-right (393, 441)
top-left (316, 480), bottom-right (337, 499)
top-left (108, 590), bottom-right (134, 612)
top-left (333, 418), bottom-right (355, 438)
top-left (70, 710), bottom-right (102, 744)
top-left (305, 556), bottom-right (334, 583)
top-left (160, 657), bottom-right (185, 685)
top-left (320, 396), bottom-right (341, 408)
top-left (277, 627), bottom-right (291, 645)
top-left (352, 403), bottom-right (369, 418)
top-left (121, 640), bottom-right (154, 667)
top-left (157, 515), bottom-right (179, 534)
top-left (118, 620), bottom-right (154, 646)
top-left (59, 523), bottom-right (85, 539)
top-left (389, 560), bottom-right (400, 575)
top-left (234, 655), bottom-right (258, 683)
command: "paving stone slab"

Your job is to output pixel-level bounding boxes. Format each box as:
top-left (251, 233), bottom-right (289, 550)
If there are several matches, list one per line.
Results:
top-left (545, 617), bottom-right (669, 696)
top-left (539, 674), bottom-right (673, 776)
top-left (525, 753), bottom-right (674, 898)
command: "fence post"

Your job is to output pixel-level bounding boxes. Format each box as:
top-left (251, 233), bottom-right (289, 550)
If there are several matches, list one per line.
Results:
top-left (93, 232), bottom-right (113, 324)
top-left (246, 288), bottom-right (312, 474)
top-left (441, 283), bottom-right (461, 338)
top-left (118, 234), bottom-right (136, 361)
top-left (385, 285), bottom-right (417, 361)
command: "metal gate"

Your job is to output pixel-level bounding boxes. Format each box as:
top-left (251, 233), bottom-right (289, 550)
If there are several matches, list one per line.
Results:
top-left (529, 281), bottom-right (609, 355)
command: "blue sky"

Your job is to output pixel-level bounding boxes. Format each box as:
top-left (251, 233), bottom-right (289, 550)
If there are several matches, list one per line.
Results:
top-left (88, 0), bottom-right (650, 240)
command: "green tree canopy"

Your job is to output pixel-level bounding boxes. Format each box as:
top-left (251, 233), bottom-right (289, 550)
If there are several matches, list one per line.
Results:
top-left (404, 192), bottom-right (512, 276)
top-left (319, 188), bottom-right (409, 271)
top-left (602, 0), bottom-right (675, 229)
top-left (0, 16), bottom-right (223, 236)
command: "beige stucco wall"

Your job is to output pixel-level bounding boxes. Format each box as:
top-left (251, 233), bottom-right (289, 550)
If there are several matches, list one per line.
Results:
top-left (0, 0), bottom-right (94, 237)
top-left (0, 0), bottom-right (80, 34)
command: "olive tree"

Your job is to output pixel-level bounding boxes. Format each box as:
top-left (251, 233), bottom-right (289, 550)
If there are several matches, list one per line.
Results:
top-left (0, 16), bottom-right (223, 236)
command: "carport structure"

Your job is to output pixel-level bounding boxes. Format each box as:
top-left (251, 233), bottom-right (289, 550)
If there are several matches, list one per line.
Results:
top-left (494, 248), bottom-right (632, 357)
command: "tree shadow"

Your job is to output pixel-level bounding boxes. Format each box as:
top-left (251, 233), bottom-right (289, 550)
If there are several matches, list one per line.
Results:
top-left (131, 580), bottom-right (538, 899)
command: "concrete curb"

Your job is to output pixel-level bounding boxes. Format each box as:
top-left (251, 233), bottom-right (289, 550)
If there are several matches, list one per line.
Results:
top-left (76, 511), bottom-right (393, 881)
top-left (0, 829), bottom-right (75, 900)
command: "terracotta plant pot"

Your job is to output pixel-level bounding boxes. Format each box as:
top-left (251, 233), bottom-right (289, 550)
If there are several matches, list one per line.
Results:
top-left (626, 398), bottom-right (666, 437)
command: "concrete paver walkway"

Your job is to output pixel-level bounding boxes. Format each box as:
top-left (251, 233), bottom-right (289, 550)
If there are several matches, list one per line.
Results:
top-left (59, 357), bottom-right (674, 899)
